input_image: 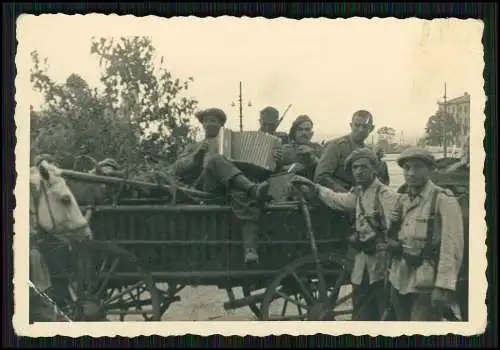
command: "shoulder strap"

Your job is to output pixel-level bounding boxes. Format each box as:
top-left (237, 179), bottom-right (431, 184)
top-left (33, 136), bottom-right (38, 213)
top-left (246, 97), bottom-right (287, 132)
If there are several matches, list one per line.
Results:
top-left (422, 188), bottom-right (443, 258)
top-left (357, 183), bottom-right (384, 237)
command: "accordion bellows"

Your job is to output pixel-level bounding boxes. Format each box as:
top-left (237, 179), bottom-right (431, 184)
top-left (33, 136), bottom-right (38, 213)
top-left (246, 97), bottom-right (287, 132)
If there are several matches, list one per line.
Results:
top-left (211, 128), bottom-right (282, 173)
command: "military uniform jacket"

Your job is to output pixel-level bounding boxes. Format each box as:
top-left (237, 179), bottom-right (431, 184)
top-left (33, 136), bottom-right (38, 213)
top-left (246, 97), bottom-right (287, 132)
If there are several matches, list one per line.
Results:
top-left (314, 134), bottom-right (365, 192)
top-left (278, 141), bottom-right (324, 179)
top-left (317, 178), bottom-right (400, 285)
top-left (167, 139), bottom-right (219, 185)
top-left (388, 180), bottom-right (464, 295)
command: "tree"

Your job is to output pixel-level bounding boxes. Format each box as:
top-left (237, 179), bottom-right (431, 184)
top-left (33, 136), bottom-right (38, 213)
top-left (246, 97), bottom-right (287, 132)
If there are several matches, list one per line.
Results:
top-left (376, 126), bottom-right (396, 152)
top-left (30, 52), bottom-right (136, 168)
top-left (90, 36), bottom-right (199, 166)
top-left (424, 111), bottom-right (460, 147)
top-left (30, 37), bottom-right (199, 171)
top-left (416, 136), bottom-right (427, 147)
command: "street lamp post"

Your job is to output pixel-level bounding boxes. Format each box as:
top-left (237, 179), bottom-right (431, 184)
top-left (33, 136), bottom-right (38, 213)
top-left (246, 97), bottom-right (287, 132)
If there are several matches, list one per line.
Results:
top-left (231, 81), bottom-right (252, 132)
top-left (443, 82), bottom-right (448, 158)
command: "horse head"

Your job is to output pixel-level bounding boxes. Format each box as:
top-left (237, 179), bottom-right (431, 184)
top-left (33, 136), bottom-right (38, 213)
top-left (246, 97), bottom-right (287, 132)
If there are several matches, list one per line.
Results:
top-left (30, 160), bottom-right (93, 243)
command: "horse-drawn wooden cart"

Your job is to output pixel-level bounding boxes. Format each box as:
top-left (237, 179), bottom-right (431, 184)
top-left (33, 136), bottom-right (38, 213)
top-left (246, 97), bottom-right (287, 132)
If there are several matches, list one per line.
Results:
top-left (39, 155), bottom-right (469, 322)
top-left (38, 166), bottom-right (359, 322)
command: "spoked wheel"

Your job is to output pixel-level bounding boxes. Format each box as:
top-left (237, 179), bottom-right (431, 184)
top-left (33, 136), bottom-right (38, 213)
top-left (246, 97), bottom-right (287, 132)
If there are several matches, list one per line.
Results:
top-left (242, 284), bottom-right (264, 320)
top-left (53, 241), bottom-right (161, 321)
top-left (151, 282), bottom-right (185, 321)
top-left (225, 284), bottom-right (262, 320)
top-left (260, 253), bottom-right (355, 321)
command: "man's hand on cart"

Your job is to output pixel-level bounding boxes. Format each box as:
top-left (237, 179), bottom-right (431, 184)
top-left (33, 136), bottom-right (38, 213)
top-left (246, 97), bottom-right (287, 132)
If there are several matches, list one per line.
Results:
top-left (289, 175), bottom-right (320, 201)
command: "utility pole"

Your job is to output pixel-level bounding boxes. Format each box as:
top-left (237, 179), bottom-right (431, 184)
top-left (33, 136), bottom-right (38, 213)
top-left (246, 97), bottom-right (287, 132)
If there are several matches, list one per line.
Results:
top-left (238, 81), bottom-right (243, 132)
top-left (443, 82), bottom-right (448, 157)
top-left (231, 81), bottom-right (252, 132)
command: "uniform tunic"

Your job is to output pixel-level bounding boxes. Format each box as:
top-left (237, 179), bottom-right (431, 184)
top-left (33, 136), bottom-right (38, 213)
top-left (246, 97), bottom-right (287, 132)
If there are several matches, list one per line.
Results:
top-left (388, 180), bottom-right (464, 295)
top-left (278, 141), bottom-right (324, 180)
top-left (168, 138), bottom-right (241, 192)
top-left (317, 178), bottom-right (400, 285)
top-left (314, 134), bottom-right (365, 192)
top-left (167, 138), bottom-right (261, 224)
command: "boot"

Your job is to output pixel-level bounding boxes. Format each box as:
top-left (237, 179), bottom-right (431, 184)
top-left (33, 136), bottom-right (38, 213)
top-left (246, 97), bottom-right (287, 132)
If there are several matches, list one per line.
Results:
top-left (242, 222), bottom-right (260, 265)
top-left (230, 175), bottom-right (271, 203)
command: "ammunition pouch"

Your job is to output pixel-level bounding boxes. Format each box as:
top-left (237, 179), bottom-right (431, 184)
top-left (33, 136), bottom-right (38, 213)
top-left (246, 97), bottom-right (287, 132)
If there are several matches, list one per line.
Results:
top-left (401, 248), bottom-right (425, 268)
top-left (387, 239), bottom-right (403, 256)
top-left (349, 235), bottom-right (378, 255)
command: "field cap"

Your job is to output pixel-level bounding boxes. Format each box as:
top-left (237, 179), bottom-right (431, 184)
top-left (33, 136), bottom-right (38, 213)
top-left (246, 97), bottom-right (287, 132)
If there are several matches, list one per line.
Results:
top-left (397, 147), bottom-right (437, 168)
top-left (195, 108), bottom-right (227, 125)
top-left (260, 106), bottom-right (280, 122)
top-left (344, 148), bottom-right (379, 171)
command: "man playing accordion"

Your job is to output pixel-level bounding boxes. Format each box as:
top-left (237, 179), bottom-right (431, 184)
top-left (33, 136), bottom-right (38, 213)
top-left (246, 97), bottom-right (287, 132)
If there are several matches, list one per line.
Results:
top-left (167, 108), bottom-right (269, 265)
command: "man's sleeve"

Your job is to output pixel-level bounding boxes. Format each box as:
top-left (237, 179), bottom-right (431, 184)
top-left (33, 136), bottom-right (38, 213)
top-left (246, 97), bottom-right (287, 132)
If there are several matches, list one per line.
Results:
top-left (379, 188), bottom-right (402, 229)
top-left (434, 194), bottom-right (465, 291)
top-left (167, 144), bottom-right (198, 176)
top-left (317, 184), bottom-right (356, 212)
top-left (314, 141), bottom-right (340, 189)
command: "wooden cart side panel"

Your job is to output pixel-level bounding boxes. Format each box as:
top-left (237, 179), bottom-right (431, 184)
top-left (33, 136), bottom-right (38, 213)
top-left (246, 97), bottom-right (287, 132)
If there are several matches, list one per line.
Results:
top-left (88, 204), bottom-right (351, 277)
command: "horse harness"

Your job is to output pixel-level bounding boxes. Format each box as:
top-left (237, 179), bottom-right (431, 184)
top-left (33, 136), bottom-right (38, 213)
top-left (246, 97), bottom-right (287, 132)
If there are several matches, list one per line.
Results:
top-left (30, 179), bottom-right (90, 247)
top-left (29, 177), bottom-right (90, 323)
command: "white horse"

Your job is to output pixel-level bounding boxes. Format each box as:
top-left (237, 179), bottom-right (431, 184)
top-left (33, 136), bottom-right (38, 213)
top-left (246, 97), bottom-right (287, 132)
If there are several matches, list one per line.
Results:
top-left (29, 160), bottom-right (92, 321)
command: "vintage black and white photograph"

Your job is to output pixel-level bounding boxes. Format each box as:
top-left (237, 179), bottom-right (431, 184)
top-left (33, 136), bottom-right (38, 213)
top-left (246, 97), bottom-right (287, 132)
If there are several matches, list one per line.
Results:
top-left (14, 14), bottom-right (486, 337)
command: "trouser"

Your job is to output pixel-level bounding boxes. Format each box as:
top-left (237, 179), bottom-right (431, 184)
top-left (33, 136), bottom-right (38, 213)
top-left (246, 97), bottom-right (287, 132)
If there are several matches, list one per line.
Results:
top-left (352, 277), bottom-right (386, 321)
top-left (389, 287), bottom-right (443, 321)
top-left (203, 155), bottom-right (261, 253)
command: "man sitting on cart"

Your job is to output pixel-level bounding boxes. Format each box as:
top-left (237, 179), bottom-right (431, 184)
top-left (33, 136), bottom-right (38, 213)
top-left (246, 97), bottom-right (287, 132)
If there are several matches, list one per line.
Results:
top-left (314, 110), bottom-right (375, 192)
top-left (258, 106), bottom-right (290, 144)
top-left (166, 107), bottom-right (269, 265)
top-left (290, 148), bottom-right (400, 320)
top-left (274, 114), bottom-right (324, 180)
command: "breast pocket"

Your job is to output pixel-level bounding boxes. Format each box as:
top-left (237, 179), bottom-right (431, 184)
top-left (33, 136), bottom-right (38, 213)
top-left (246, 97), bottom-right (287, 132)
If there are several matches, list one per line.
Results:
top-left (412, 216), bottom-right (430, 242)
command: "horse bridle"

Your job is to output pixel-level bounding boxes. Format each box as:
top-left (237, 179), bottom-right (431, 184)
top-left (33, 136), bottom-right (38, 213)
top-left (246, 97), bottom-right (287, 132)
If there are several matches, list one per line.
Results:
top-left (31, 178), bottom-right (91, 245)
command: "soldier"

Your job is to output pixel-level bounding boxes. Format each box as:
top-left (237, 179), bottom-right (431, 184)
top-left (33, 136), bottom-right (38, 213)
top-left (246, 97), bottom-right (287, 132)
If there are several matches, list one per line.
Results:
top-left (168, 108), bottom-right (268, 264)
top-left (314, 110), bottom-right (376, 192)
top-left (385, 147), bottom-right (464, 321)
top-left (91, 158), bottom-right (126, 177)
top-left (376, 148), bottom-right (390, 185)
top-left (276, 114), bottom-right (324, 180)
top-left (259, 106), bottom-right (289, 144)
top-left (291, 148), bottom-right (400, 320)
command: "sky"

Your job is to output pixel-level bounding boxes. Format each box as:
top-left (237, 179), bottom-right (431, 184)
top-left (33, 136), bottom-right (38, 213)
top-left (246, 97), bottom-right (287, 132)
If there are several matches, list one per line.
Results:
top-left (16, 14), bottom-right (485, 143)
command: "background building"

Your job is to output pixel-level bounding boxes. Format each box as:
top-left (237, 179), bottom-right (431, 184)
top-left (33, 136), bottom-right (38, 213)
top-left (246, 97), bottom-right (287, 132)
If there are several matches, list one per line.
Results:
top-left (437, 92), bottom-right (470, 148)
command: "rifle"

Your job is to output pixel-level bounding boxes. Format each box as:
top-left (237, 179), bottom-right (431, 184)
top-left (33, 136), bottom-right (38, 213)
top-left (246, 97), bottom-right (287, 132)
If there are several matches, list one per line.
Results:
top-left (274, 104), bottom-right (292, 132)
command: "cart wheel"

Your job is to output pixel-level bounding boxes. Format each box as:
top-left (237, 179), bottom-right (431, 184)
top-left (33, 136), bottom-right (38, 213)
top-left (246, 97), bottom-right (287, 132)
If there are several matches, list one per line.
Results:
top-left (149, 282), bottom-right (185, 321)
top-left (224, 285), bottom-right (262, 320)
top-left (242, 284), bottom-right (263, 320)
top-left (54, 241), bottom-right (161, 321)
top-left (260, 253), bottom-right (355, 321)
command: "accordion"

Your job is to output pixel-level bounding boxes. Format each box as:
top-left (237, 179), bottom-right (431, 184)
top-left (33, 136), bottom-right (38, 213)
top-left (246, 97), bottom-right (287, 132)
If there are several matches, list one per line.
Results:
top-left (210, 128), bottom-right (282, 176)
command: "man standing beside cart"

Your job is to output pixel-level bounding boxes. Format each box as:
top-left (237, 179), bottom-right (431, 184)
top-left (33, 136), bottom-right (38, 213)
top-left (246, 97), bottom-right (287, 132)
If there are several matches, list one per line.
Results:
top-left (167, 108), bottom-right (269, 265)
top-left (291, 148), bottom-right (400, 320)
top-left (384, 147), bottom-right (465, 321)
